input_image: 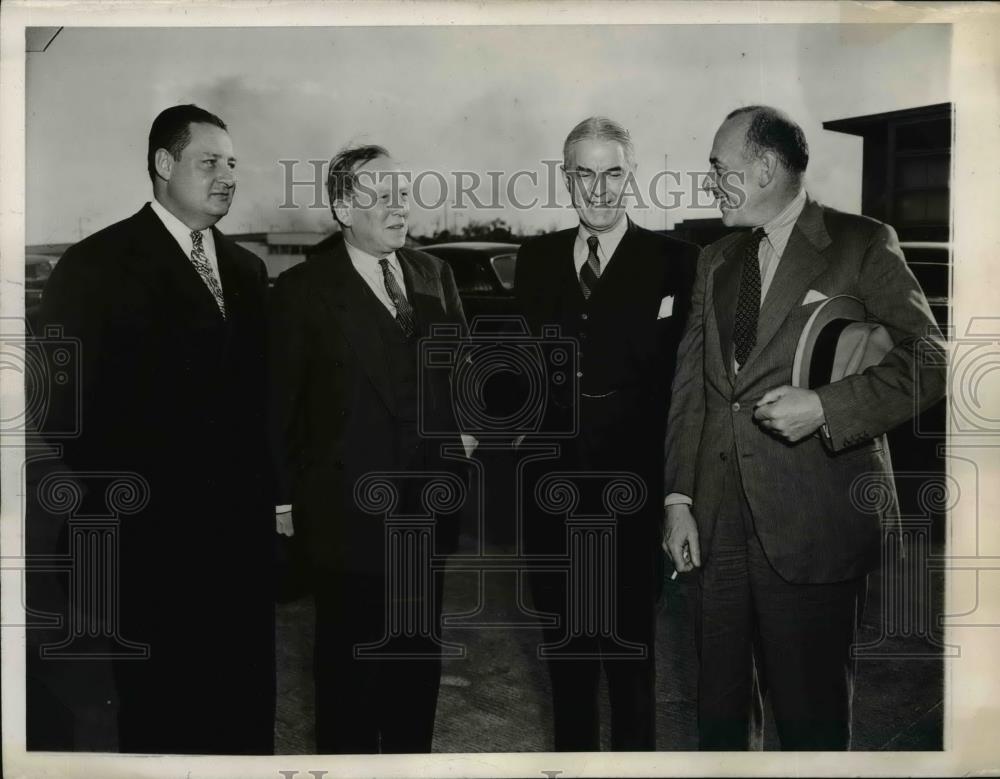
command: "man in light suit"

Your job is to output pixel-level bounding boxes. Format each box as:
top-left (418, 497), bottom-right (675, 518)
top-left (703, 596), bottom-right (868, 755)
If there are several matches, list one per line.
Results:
top-left (269, 144), bottom-right (469, 753)
top-left (515, 116), bottom-right (698, 750)
top-left (39, 104), bottom-right (275, 754)
top-left (663, 105), bottom-right (946, 750)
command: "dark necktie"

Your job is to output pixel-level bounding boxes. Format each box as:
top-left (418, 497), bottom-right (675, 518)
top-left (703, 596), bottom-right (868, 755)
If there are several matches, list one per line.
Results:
top-left (379, 257), bottom-right (416, 337)
top-left (189, 230), bottom-right (227, 318)
top-left (579, 235), bottom-right (601, 299)
top-left (733, 228), bottom-right (766, 368)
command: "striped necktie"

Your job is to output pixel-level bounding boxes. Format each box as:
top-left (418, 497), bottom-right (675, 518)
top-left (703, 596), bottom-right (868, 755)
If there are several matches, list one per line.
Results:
top-left (379, 257), bottom-right (416, 337)
top-left (579, 235), bottom-right (601, 299)
top-left (189, 230), bottom-right (227, 318)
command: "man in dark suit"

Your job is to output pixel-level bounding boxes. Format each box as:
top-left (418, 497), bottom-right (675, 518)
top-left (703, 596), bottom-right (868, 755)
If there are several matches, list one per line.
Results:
top-left (515, 116), bottom-right (698, 750)
top-left (269, 144), bottom-right (470, 753)
top-left (38, 104), bottom-right (275, 753)
top-left (663, 105), bottom-right (947, 750)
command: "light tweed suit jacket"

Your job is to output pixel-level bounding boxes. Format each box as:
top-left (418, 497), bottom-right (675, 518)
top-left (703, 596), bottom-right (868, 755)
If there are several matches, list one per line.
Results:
top-left (664, 196), bottom-right (946, 583)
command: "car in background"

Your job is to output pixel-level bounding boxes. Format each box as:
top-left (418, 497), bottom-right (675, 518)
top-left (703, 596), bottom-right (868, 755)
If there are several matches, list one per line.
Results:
top-left (25, 253), bottom-right (60, 330)
top-left (419, 241), bottom-right (520, 326)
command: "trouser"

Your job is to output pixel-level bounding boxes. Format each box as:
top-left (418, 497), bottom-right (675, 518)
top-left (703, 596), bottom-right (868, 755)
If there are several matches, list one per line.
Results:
top-left (531, 571), bottom-right (657, 751)
top-left (696, 453), bottom-right (866, 751)
top-left (313, 571), bottom-right (444, 754)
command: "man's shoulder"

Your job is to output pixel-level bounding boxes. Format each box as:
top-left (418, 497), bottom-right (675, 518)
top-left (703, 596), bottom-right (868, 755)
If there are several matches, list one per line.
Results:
top-left (817, 203), bottom-right (888, 241)
top-left (54, 207), bottom-right (151, 274)
top-left (273, 255), bottom-right (315, 290)
top-left (519, 227), bottom-right (576, 254)
top-left (214, 230), bottom-right (267, 273)
top-left (399, 245), bottom-right (446, 276)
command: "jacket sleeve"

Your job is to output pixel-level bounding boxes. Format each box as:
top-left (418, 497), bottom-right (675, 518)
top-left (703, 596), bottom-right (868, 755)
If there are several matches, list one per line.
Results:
top-left (663, 245), bottom-right (712, 499)
top-left (813, 223), bottom-right (947, 451)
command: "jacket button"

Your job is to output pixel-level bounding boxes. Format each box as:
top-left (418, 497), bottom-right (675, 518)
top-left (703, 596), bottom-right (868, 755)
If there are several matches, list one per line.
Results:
top-left (581, 313), bottom-right (588, 321)
top-left (576, 371), bottom-right (583, 379)
top-left (719, 451), bottom-right (727, 462)
top-left (732, 402), bottom-right (741, 412)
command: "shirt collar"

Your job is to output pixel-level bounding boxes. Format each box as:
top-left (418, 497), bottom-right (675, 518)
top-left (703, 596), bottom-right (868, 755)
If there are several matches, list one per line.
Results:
top-left (761, 188), bottom-right (807, 241)
top-left (576, 213), bottom-right (629, 257)
top-left (343, 237), bottom-right (399, 271)
top-left (150, 198), bottom-right (214, 255)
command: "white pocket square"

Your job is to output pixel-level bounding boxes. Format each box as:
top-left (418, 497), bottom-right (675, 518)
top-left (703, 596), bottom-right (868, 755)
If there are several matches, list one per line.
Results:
top-left (657, 295), bottom-right (675, 319)
top-left (802, 289), bottom-right (829, 306)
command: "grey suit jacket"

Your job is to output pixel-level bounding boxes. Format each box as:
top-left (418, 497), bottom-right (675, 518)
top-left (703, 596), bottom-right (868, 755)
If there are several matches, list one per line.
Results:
top-left (664, 196), bottom-right (946, 583)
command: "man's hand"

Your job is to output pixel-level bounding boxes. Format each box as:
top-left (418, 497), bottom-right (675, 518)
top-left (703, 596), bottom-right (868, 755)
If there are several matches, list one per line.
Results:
top-left (753, 385), bottom-right (826, 443)
top-left (276, 509), bottom-right (294, 537)
top-left (662, 503), bottom-right (701, 574)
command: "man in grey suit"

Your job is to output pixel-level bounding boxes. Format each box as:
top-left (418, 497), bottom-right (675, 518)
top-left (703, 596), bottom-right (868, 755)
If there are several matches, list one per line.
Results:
top-left (662, 106), bottom-right (946, 750)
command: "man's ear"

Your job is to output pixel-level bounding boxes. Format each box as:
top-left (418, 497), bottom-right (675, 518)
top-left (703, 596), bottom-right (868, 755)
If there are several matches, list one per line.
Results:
top-left (153, 148), bottom-right (174, 183)
top-left (560, 164), bottom-right (572, 194)
top-left (332, 199), bottom-right (352, 227)
top-left (757, 150), bottom-right (778, 188)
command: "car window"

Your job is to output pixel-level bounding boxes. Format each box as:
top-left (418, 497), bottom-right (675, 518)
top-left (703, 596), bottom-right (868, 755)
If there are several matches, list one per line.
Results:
top-left (442, 254), bottom-right (496, 295)
top-left (490, 253), bottom-right (517, 291)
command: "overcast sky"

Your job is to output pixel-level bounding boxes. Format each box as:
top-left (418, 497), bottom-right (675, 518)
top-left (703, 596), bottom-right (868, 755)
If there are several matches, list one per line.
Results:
top-left (26, 23), bottom-right (950, 243)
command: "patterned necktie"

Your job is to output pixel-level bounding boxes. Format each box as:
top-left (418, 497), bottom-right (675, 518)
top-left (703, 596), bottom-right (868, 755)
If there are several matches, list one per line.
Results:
top-left (189, 230), bottom-right (227, 319)
top-left (379, 257), bottom-right (416, 337)
top-left (579, 235), bottom-right (602, 299)
top-left (733, 228), bottom-right (766, 368)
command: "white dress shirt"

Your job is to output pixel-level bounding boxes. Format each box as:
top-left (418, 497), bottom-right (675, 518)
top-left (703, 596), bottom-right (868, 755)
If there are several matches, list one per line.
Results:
top-left (573, 214), bottom-right (629, 280)
top-left (149, 198), bottom-right (223, 290)
top-left (343, 239), bottom-right (408, 317)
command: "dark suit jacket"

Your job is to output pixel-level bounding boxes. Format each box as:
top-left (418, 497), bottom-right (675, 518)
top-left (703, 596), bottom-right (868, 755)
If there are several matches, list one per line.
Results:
top-left (664, 197), bottom-right (947, 583)
top-left (37, 202), bottom-right (275, 748)
top-left (269, 237), bottom-right (469, 574)
top-left (515, 219), bottom-right (698, 518)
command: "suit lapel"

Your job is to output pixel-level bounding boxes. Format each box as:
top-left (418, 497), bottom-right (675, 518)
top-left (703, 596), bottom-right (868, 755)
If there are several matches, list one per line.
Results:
top-left (744, 199), bottom-right (830, 369)
top-left (588, 217), bottom-right (637, 301)
top-left (213, 229), bottom-right (243, 323)
top-left (133, 204), bottom-right (227, 322)
top-left (397, 248), bottom-right (444, 334)
top-left (553, 229), bottom-right (585, 308)
top-left (312, 240), bottom-right (396, 414)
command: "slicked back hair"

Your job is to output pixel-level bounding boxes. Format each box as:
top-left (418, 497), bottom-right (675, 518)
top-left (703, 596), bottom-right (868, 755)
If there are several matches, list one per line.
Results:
top-left (725, 105), bottom-right (809, 181)
top-left (563, 116), bottom-right (636, 169)
top-left (147, 104), bottom-right (228, 184)
top-left (327, 144), bottom-right (391, 224)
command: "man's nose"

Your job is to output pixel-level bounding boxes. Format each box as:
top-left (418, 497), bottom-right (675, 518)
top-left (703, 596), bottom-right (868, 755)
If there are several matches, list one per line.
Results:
top-left (218, 166), bottom-right (236, 186)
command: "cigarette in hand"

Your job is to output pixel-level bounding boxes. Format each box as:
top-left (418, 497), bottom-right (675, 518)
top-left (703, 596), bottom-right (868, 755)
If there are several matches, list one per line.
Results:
top-left (670, 569), bottom-right (679, 581)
